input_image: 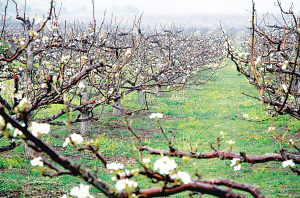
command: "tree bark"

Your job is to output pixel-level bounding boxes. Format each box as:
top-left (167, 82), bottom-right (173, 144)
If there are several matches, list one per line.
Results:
top-left (137, 90), bottom-right (146, 105)
top-left (24, 42), bottom-right (34, 159)
top-left (26, 42), bottom-right (34, 83)
top-left (112, 98), bottom-right (122, 116)
top-left (80, 80), bottom-right (91, 135)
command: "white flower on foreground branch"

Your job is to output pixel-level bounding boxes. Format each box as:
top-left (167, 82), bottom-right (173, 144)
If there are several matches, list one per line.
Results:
top-left (18, 97), bottom-right (30, 111)
top-left (63, 133), bottom-right (84, 147)
top-left (0, 115), bottom-right (5, 130)
top-left (230, 158), bottom-right (241, 171)
top-left (30, 157), bottom-right (43, 167)
top-left (70, 184), bottom-right (94, 198)
top-left (29, 122), bottom-right (50, 137)
top-left (149, 113), bottom-right (163, 119)
top-left (154, 156), bottom-right (177, 174)
top-left (282, 160), bottom-right (295, 168)
top-left (171, 171), bottom-right (191, 184)
top-left (13, 128), bottom-right (23, 137)
top-left (115, 178), bottom-right (138, 191)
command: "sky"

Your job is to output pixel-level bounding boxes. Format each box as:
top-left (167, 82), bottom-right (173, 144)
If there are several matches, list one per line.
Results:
top-left (4, 0), bottom-right (300, 16)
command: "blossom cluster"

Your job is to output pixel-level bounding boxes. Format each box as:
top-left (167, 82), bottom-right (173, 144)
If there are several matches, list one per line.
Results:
top-left (153, 156), bottom-right (177, 174)
top-left (149, 113), bottom-right (163, 119)
top-left (63, 133), bottom-right (84, 147)
top-left (106, 155), bottom-right (192, 193)
top-left (29, 122), bottom-right (50, 137)
top-left (282, 160), bottom-right (295, 168)
top-left (60, 184), bottom-right (94, 198)
top-left (230, 158), bottom-right (241, 171)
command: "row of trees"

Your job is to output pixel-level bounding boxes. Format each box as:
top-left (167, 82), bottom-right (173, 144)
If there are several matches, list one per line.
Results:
top-left (0, 0), bottom-right (299, 197)
top-left (226, 0), bottom-right (300, 120)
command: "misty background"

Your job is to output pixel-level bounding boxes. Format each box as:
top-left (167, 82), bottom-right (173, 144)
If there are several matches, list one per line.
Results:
top-left (1, 0), bottom-right (300, 33)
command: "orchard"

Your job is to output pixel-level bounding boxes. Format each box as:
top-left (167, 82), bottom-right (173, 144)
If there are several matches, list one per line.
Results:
top-left (0, 0), bottom-right (299, 197)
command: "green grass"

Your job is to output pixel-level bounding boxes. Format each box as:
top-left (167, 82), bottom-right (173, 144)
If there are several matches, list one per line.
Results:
top-left (1, 60), bottom-right (300, 197)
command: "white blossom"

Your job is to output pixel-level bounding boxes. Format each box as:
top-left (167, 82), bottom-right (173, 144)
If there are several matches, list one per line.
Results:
top-left (282, 160), bottom-right (295, 168)
top-left (243, 114), bottom-right (249, 119)
top-left (14, 94), bottom-right (22, 100)
top-left (154, 156), bottom-right (177, 174)
top-left (230, 158), bottom-right (241, 171)
top-left (233, 164), bottom-right (241, 171)
top-left (18, 98), bottom-right (30, 110)
top-left (149, 113), bottom-right (163, 119)
top-left (282, 60), bottom-right (289, 70)
top-left (60, 194), bottom-right (68, 198)
top-left (29, 122), bottom-right (50, 137)
top-left (226, 140), bottom-right (235, 145)
top-left (171, 171), bottom-right (191, 184)
top-left (118, 171), bottom-right (126, 177)
top-left (61, 55), bottom-right (70, 63)
top-left (70, 184), bottom-right (94, 198)
top-left (30, 157), bottom-right (43, 167)
top-left (267, 126), bottom-right (275, 132)
top-left (124, 48), bottom-right (132, 57)
top-left (78, 82), bottom-right (85, 89)
top-left (6, 123), bottom-right (13, 131)
top-left (106, 162), bottom-right (124, 170)
top-left (13, 128), bottom-right (23, 137)
top-left (254, 56), bottom-right (261, 65)
top-left (289, 139), bottom-right (295, 145)
top-left (42, 36), bottom-right (49, 44)
top-left (142, 158), bottom-right (151, 164)
top-left (124, 169), bottom-right (131, 175)
top-left (108, 88), bottom-right (113, 95)
top-left (282, 84), bottom-right (288, 92)
top-left (41, 83), bottom-right (47, 89)
top-left (63, 133), bottom-right (84, 147)
top-left (115, 179), bottom-right (138, 191)
top-left (0, 115), bottom-right (5, 130)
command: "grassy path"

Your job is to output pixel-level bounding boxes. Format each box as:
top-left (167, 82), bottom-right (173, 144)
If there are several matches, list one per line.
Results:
top-left (136, 60), bottom-right (300, 197)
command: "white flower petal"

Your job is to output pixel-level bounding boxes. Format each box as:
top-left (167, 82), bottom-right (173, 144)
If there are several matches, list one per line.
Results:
top-left (30, 157), bottom-right (43, 167)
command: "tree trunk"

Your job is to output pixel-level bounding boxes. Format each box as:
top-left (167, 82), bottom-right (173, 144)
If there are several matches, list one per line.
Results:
top-left (23, 42), bottom-right (34, 159)
top-left (156, 85), bottom-right (163, 97)
top-left (80, 80), bottom-right (91, 135)
top-left (26, 42), bottom-right (34, 83)
top-left (24, 141), bottom-right (33, 159)
top-left (138, 90), bottom-right (146, 105)
top-left (112, 98), bottom-right (122, 116)
top-left (36, 55), bottom-right (43, 82)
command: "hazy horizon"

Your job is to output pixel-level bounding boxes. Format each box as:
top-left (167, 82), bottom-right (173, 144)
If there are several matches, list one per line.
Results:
top-left (1, 0), bottom-right (299, 33)
top-left (2, 0), bottom-right (299, 16)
